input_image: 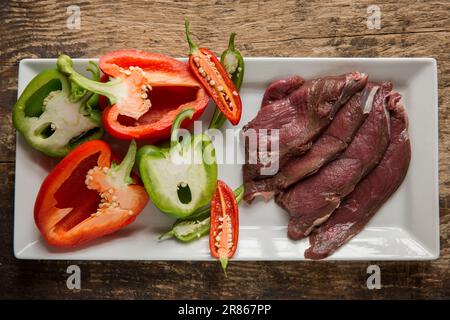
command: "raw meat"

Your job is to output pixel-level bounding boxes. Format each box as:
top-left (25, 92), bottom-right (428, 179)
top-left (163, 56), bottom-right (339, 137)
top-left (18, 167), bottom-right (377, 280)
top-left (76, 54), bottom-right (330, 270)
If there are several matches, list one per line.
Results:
top-left (305, 93), bottom-right (410, 259)
top-left (243, 72), bottom-right (368, 202)
top-left (260, 75), bottom-right (304, 108)
top-left (276, 82), bottom-right (392, 240)
top-left (274, 83), bottom-right (379, 189)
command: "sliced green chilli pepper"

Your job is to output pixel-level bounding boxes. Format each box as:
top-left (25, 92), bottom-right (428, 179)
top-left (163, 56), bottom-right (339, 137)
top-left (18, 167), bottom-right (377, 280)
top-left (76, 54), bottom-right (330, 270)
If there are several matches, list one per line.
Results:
top-left (159, 184), bottom-right (245, 242)
top-left (137, 108), bottom-right (218, 219)
top-left (159, 217), bottom-right (211, 243)
top-left (221, 33), bottom-right (244, 90)
top-left (13, 63), bottom-right (104, 157)
top-left (209, 33), bottom-right (245, 129)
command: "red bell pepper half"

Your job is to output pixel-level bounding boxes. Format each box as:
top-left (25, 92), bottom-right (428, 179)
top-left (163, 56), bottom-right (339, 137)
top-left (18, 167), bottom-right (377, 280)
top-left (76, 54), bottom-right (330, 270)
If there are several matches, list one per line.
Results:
top-left (101, 50), bottom-right (211, 140)
top-left (34, 140), bottom-right (148, 247)
top-left (57, 50), bottom-right (209, 140)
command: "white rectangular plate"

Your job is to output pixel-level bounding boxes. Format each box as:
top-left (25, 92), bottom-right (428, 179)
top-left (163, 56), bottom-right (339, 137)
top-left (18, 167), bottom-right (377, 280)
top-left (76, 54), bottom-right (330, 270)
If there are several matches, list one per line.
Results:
top-left (14, 57), bottom-right (439, 260)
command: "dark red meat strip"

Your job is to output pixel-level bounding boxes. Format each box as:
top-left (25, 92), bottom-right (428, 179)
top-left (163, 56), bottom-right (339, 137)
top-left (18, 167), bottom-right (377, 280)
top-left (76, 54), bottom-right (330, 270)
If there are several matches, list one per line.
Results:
top-left (275, 82), bottom-right (392, 240)
top-left (243, 72), bottom-right (368, 203)
top-left (305, 93), bottom-right (410, 259)
top-left (260, 75), bottom-right (304, 108)
top-left (274, 83), bottom-right (379, 189)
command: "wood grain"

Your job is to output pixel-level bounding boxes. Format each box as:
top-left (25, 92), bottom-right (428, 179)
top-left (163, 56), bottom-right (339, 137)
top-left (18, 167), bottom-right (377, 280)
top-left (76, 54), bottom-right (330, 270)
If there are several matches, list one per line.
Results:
top-left (0, 0), bottom-right (449, 299)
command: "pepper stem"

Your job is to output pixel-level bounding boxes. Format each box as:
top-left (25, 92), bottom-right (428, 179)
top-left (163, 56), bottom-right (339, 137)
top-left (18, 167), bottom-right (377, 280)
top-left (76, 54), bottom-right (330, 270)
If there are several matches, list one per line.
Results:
top-left (220, 257), bottom-right (228, 277)
top-left (170, 108), bottom-right (195, 148)
top-left (110, 140), bottom-right (137, 185)
top-left (158, 230), bottom-right (174, 241)
top-left (57, 54), bottom-right (122, 104)
top-left (228, 32), bottom-right (237, 51)
top-left (234, 184), bottom-right (245, 203)
top-left (184, 20), bottom-right (199, 54)
top-left (86, 61), bottom-right (101, 81)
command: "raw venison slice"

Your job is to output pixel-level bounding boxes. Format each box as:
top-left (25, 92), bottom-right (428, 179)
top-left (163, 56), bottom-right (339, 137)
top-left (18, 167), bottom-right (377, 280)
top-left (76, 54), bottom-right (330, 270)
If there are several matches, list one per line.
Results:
top-left (243, 83), bottom-right (376, 203)
top-left (243, 72), bottom-right (368, 202)
top-left (242, 76), bottom-right (305, 203)
top-left (305, 93), bottom-right (410, 259)
top-left (275, 82), bottom-right (392, 240)
top-left (261, 75), bottom-right (305, 108)
top-left (274, 83), bottom-right (379, 189)
top-left (242, 176), bottom-right (275, 202)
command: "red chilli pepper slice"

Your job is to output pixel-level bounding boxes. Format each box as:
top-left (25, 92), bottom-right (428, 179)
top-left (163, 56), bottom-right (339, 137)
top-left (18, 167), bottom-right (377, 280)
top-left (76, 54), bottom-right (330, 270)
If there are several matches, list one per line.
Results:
top-left (209, 180), bottom-right (239, 274)
top-left (185, 21), bottom-right (242, 125)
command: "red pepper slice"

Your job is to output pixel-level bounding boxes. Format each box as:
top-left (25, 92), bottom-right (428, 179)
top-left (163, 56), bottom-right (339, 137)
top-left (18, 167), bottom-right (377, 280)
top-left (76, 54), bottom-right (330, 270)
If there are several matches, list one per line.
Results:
top-left (209, 180), bottom-right (239, 273)
top-left (34, 140), bottom-right (148, 247)
top-left (185, 22), bottom-right (242, 125)
top-left (99, 50), bottom-right (209, 140)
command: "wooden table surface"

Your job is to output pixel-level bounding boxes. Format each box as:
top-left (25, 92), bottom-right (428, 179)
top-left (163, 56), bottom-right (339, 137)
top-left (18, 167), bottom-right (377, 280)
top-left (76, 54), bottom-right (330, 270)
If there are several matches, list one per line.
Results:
top-left (1, 0), bottom-right (449, 299)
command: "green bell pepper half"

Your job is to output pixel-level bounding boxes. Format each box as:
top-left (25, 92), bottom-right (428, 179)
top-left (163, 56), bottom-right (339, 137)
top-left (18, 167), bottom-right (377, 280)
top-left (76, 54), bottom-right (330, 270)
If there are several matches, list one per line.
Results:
top-left (12, 63), bottom-right (103, 157)
top-left (137, 108), bottom-right (218, 218)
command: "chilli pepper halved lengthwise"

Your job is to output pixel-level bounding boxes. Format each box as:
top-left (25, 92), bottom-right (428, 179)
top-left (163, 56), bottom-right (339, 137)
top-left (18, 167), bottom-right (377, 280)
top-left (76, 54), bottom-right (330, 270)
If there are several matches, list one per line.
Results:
top-left (210, 180), bottom-right (239, 274)
top-left (209, 33), bottom-right (245, 129)
top-left (185, 21), bottom-right (243, 125)
top-left (34, 140), bottom-right (148, 247)
top-left (159, 184), bottom-right (244, 242)
top-left (57, 51), bottom-right (209, 140)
